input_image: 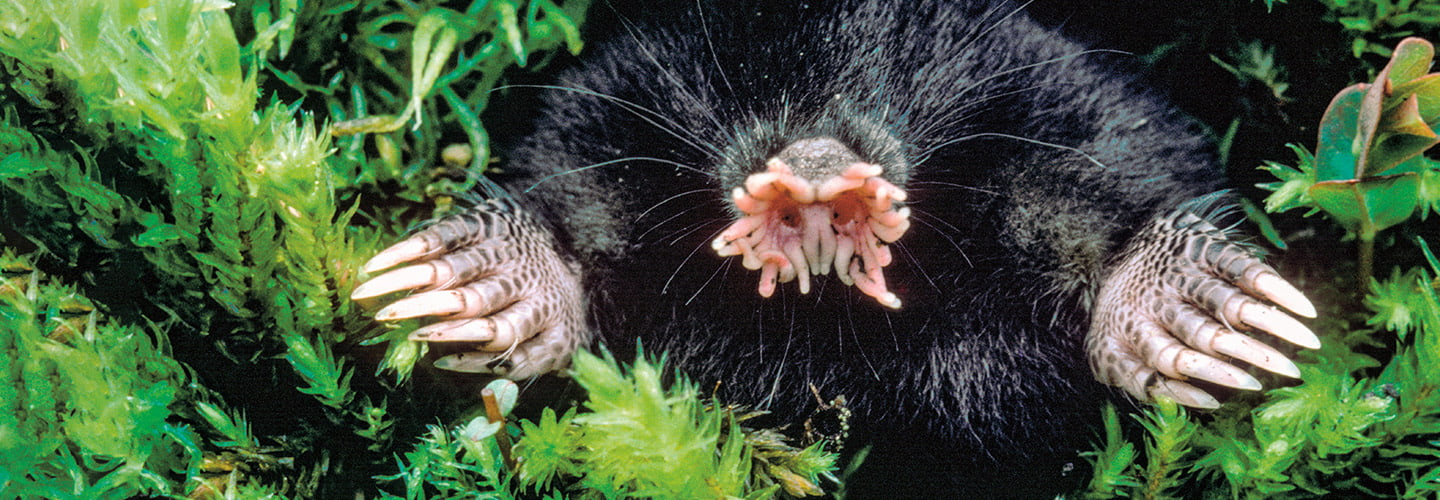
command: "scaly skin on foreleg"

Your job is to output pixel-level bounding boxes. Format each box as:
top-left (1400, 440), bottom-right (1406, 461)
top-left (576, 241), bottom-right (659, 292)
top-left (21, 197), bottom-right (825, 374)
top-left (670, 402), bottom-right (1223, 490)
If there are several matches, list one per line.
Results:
top-left (351, 198), bottom-right (588, 379)
top-left (1088, 197), bottom-right (1318, 409)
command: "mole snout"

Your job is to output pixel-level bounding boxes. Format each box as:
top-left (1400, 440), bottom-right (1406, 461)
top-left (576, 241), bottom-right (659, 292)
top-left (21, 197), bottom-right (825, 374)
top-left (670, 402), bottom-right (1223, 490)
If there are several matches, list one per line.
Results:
top-left (775, 137), bottom-right (866, 181)
top-left (711, 136), bottom-right (910, 308)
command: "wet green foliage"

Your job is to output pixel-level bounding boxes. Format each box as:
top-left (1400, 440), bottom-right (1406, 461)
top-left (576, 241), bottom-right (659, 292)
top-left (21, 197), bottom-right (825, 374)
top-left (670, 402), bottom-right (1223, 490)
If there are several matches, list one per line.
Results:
top-left (1262, 0), bottom-right (1440, 59)
top-left (1260, 37), bottom-right (1440, 282)
top-left (378, 350), bottom-right (838, 499)
top-left (1322, 0), bottom-right (1440, 59)
top-left (0, 250), bottom-right (199, 498)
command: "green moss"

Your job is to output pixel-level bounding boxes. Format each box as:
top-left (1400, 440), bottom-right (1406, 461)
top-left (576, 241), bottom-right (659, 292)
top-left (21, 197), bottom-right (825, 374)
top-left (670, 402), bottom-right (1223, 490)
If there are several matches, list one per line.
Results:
top-left (0, 250), bottom-right (200, 498)
top-left (381, 348), bottom-right (838, 499)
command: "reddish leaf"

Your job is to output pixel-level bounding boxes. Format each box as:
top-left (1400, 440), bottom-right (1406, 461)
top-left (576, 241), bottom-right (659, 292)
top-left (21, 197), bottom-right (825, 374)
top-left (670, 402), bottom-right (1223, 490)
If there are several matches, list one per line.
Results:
top-left (1386, 38), bottom-right (1435, 85)
top-left (1389, 74), bottom-right (1440, 124)
top-left (1369, 95), bottom-right (1440, 176)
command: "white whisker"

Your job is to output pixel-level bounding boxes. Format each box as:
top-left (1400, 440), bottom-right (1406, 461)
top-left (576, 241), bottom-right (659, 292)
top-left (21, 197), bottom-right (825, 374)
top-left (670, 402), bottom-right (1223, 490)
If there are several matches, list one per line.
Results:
top-left (611, 11), bottom-right (727, 132)
top-left (499, 84), bottom-right (724, 157)
top-left (524, 156), bottom-right (712, 192)
top-left (908, 209), bottom-right (973, 268)
top-left (636, 188), bottom-right (714, 222)
top-left (918, 132), bottom-right (1108, 170)
top-left (696, 0), bottom-right (737, 102)
top-left (904, 180), bottom-right (1000, 197)
top-left (636, 200), bottom-right (716, 242)
top-left (668, 223), bottom-right (732, 301)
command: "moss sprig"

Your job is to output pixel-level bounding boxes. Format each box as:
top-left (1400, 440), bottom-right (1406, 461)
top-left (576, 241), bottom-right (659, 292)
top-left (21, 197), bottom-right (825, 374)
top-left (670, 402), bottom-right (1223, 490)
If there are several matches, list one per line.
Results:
top-left (0, 249), bottom-right (200, 498)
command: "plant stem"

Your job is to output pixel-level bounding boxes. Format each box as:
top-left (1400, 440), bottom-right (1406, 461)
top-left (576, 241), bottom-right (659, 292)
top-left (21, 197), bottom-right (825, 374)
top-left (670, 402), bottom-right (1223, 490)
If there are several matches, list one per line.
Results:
top-left (1359, 230), bottom-right (1375, 292)
top-left (482, 387), bottom-right (513, 468)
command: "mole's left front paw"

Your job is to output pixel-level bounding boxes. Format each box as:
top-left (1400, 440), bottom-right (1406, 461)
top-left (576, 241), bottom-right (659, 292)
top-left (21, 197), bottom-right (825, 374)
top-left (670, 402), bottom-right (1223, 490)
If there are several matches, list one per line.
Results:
top-left (1087, 203), bottom-right (1318, 409)
top-left (350, 198), bottom-right (588, 379)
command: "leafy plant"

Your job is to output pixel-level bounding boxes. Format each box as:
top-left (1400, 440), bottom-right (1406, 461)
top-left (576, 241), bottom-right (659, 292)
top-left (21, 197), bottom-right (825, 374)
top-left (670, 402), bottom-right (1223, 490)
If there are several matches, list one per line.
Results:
top-left (1259, 36), bottom-right (1440, 284)
top-left (1212, 41), bottom-right (1292, 105)
top-left (1318, 0), bottom-right (1440, 59)
top-left (0, 0), bottom-right (585, 496)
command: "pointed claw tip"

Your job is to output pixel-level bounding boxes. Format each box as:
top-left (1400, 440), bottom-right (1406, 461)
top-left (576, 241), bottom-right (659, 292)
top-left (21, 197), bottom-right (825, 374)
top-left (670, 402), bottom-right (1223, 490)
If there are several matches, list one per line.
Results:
top-left (1156, 381), bottom-right (1220, 409)
top-left (1236, 374), bottom-right (1263, 391)
top-left (432, 356), bottom-right (462, 371)
top-left (1189, 398), bottom-right (1221, 410)
top-left (361, 257), bottom-right (398, 274)
top-left (1280, 318), bottom-right (1322, 350)
top-left (1255, 273), bottom-right (1318, 318)
top-left (1274, 360), bottom-right (1302, 379)
top-left (374, 306), bottom-right (404, 322)
top-left (1292, 299), bottom-right (1318, 319)
top-left (350, 283), bottom-right (378, 300)
top-left (1174, 390), bottom-right (1221, 410)
top-left (363, 239), bottom-right (434, 273)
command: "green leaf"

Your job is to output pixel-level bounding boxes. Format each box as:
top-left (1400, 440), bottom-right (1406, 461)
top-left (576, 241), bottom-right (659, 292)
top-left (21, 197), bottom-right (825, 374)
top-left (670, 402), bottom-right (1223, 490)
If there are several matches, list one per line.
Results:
top-left (484, 378), bottom-right (519, 416)
top-left (0, 151), bottom-right (46, 178)
top-left (1308, 172), bottom-right (1422, 234)
top-left (1367, 267), bottom-right (1428, 338)
top-left (194, 401), bottom-right (256, 448)
top-left (1386, 37), bottom-right (1435, 84)
top-left (1242, 198), bottom-right (1288, 249)
top-left (461, 415), bottom-right (504, 442)
top-left (1258, 143), bottom-right (1319, 214)
top-left (1338, 17), bottom-right (1374, 31)
top-left (496, 1), bottom-right (528, 67)
top-left (1315, 85), bottom-right (1369, 182)
top-left (132, 223), bottom-right (184, 248)
top-left (1391, 74), bottom-right (1440, 124)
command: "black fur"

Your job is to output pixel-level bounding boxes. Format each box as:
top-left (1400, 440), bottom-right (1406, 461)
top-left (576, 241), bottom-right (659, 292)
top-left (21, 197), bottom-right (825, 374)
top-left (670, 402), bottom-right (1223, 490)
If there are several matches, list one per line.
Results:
top-left (492, 0), bottom-right (1221, 495)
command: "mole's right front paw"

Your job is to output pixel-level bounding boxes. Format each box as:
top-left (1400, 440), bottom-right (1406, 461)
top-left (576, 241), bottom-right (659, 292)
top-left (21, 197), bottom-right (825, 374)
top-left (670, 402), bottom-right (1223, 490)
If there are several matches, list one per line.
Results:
top-left (1087, 201), bottom-right (1318, 409)
top-left (350, 198), bottom-right (588, 379)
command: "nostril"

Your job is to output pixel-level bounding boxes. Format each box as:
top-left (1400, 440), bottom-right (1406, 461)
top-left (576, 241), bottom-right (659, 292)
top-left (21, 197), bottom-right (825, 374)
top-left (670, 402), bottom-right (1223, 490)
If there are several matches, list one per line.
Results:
top-left (778, 206), bottom-right (802, 227)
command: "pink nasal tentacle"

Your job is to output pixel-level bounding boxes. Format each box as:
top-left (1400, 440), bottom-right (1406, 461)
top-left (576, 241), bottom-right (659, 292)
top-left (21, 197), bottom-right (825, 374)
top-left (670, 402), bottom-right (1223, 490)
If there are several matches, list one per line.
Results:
top-left (711, 158), bottom-right (909, 308)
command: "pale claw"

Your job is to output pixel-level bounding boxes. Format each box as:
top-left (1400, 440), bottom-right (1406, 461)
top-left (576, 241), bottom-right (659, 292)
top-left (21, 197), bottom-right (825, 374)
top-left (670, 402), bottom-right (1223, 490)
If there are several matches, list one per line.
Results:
top-left (362, 238), bottom-right (437, 274)
top-left (1134, 319), bottom-right (1261, 391)
top-left (1150, 378), bottom-right (1220, 410)
top-left (410, 301), bottom-right (542, 352)
top-left (1237, 300), bottom-right (1320, 349)
top-left (1211, 332), bottom-right (1301, 378)
top-left (375, 290), bottom-right (471, 320)
top-left (433, 323), bottom-right (579, 379)
top-left (1252, 272), bottom-right (1318, 319)
top-left (352, 264), bottom-right (439, 300)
